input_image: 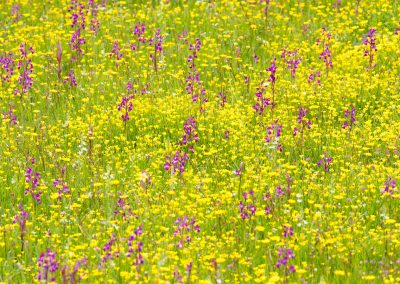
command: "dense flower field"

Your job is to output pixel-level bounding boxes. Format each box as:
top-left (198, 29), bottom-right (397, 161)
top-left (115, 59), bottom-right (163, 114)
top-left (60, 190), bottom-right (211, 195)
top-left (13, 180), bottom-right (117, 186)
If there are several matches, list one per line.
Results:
top-left (0, 0), bottom-right (399, 283)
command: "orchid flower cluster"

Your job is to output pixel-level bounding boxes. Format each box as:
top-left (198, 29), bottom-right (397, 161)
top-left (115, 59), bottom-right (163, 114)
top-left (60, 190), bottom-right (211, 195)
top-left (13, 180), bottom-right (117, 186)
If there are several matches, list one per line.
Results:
top-left (266, 58), bottom-right (277, 106)
top-left (281, 48), bottom-right (301, 79)
top-left (68, 1), bottom-right (86, 61)
top-left (317, 153), bottom-right (333, 173)
top-left (126, 226), bottom-right (144, 269)
top-left (38, 249), bottom-right (60, 283)
top-left (181, 116), bottom-right (199, 152)
top-left (149, 29), bottom-right (164, 72)
top-left (342, 104), bottom-right (356, 129)
top-left (283, 225), bottom-right (294, 238)
top-left (110, 41), bottom-right (123, 66)
top-left (217, 92), bottom-right (227, 108)
top-left (101, 234), bottom-right (117, 264)
top-left (68, 1), bottom-right (103, 61)
top-left (276, 247), bottom-right (296, 275)
top-left (53, 179), bottom-right (71, 201)
top-left (164, 151), bottom-right (189, 175)
top-left (263, 192), bottom-right (274, 216)
top-left (88, 0), bottom-right (101, 33)
top-left (264, 174), bottom-right (293, 216)
top-left (174, 216), bottom-right (200, 248)
top-left (186, 39), bottom-right (208, 111)
top-left (15, 43), bottom-right (34, 97)
top-left (0, 52), bottom-right (15, 84)
top-left (308, 69), bottom-right (321, 87)
top-left (25, 157), bottom-right (42, 204)
top-left (165, 116), bottom-right (199, 175)
top-left (11, 4), bottom-right (22, 22)
top-left (117, 81), bottom-right (136, 124)
top-left (13, 203), bottom-right (28, 251)
top-left (317, 27), bottom-right (333, 73)
top-left (276, 174), bottom-right (293, 197)
top-left (382, 177), bottom-right (396, 195)
top-left (239, 190), bottom-right (257, 220)
top-left (253, 80), bottom-right (271, 115)
top-left (131, 23), bottom-right (146, 51)
top-left (2, 103), bottom-right (17, 125)
top-left (60, 258), bottom-right (87, 284)
top-left (293, 107), bottom-right (311, 137)
top-left (363, 28), bottom-right (377, 70)
top-left (114, 196), bottom-right (134, 221)
top-left (64, 69), bottom-right (77, 87)
top-left (174, 262), bottom-right (193, 284)
top-left (253, 58), bottom-right (278, 114)
top-left (265, 121), bottom-right (283, 152)
top-left (276, 225), bottom-right (296, 277)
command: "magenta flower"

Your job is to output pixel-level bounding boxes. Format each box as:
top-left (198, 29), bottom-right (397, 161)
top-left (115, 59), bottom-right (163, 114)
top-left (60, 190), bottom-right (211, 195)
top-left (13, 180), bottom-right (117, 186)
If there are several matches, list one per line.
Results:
top-left (319, 43), bottom-right (332, 69)
top-left (178, 30), bottom-right (189, 44)
top-left (24, 158), bottom-right (42, 204)
top-left (253, 80), bottom-right (271, 115)
top-left (133, 23), bottom-right (146, 49)
top-left (64, 70), bottom-right (77, 87)
top-left (363, 28), bottom-right (377, 70)
top-left (101, 234), bottom-right (118, 264)
top-left (38, 249), bottom-right (60, 282)
top-left (342, 104), bottom-right (356, 129)
top-left (281, 48), bottom-right (301, 79)
top-left (224, 131), bottom-right (230, 140)
top-left (186, 39), bottom-right (207, 111)
top-left (283, 226), bottom-right (294, 238)
top-left (308, 69), bottom-right (321, 86)
top-left (90, 17), bottom-right (100, 33)
top-left (173, 216), bottom-right (200, 248)
top-left (239, 191), bottom-right (256, 220)
top-left (164, 151), bottom-right (189, 175)
top-left (317, 153), bottom-right (332, 172)
top-left (294, 107), bottom-right (311, 137)
top-left (265, 122), bottom-right (283, 152)
top-left (61, 257), bottom-right (87, 284)
top-left (53, 179), bottom-right (71, 201)
top-left (317, 28), bottom-right (333, 72)
top-left (276, 247), bottom-right (296, 274)
top-left (263, 193), bottom-right (272, 216)
top-left (181, 116), bottom-right (199, 153)
top-left (69, 2), bottom-right (86, 30)
top-left (69, 28), bottom-right (85, 61)
top-left (382, 177), bottom-right (396, 195)
top-left (266, 58), bottom-right (277, 85)
top-left (149, 28), bottom-right (163, 72)
top-left (118, 84), bottom-right (135, 124)
top-left (2, 103), bottom-right (17, 125)
top-left (15, 43), bottom-right (34, 97)
top-left (233, 162), bottom-right (244, 176)
top-left (110, 41), bottom-right (123, 66)
top-left (275, 185), bottom-right (285, 196)
top-left (126, 226), bottom-right (144, 268)
top-left (0, 52), bottom-right (15, 83)
top-left (217, 92), bottom-right (227, 107)
top-left (13, 203), bottom-right (28, 251)
top-left (11, 4), bottom-right (22, 21)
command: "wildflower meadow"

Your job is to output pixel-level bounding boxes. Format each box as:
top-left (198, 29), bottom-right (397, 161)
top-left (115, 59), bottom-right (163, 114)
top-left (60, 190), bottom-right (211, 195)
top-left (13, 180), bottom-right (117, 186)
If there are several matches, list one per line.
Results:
top-left (0, 0), bottom-right (399, 283)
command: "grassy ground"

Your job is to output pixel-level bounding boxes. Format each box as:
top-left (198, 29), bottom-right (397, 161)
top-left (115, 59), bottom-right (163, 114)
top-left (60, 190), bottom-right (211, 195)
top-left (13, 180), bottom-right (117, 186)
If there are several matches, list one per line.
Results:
top-left (0, 0), bottom-right (399, 283)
